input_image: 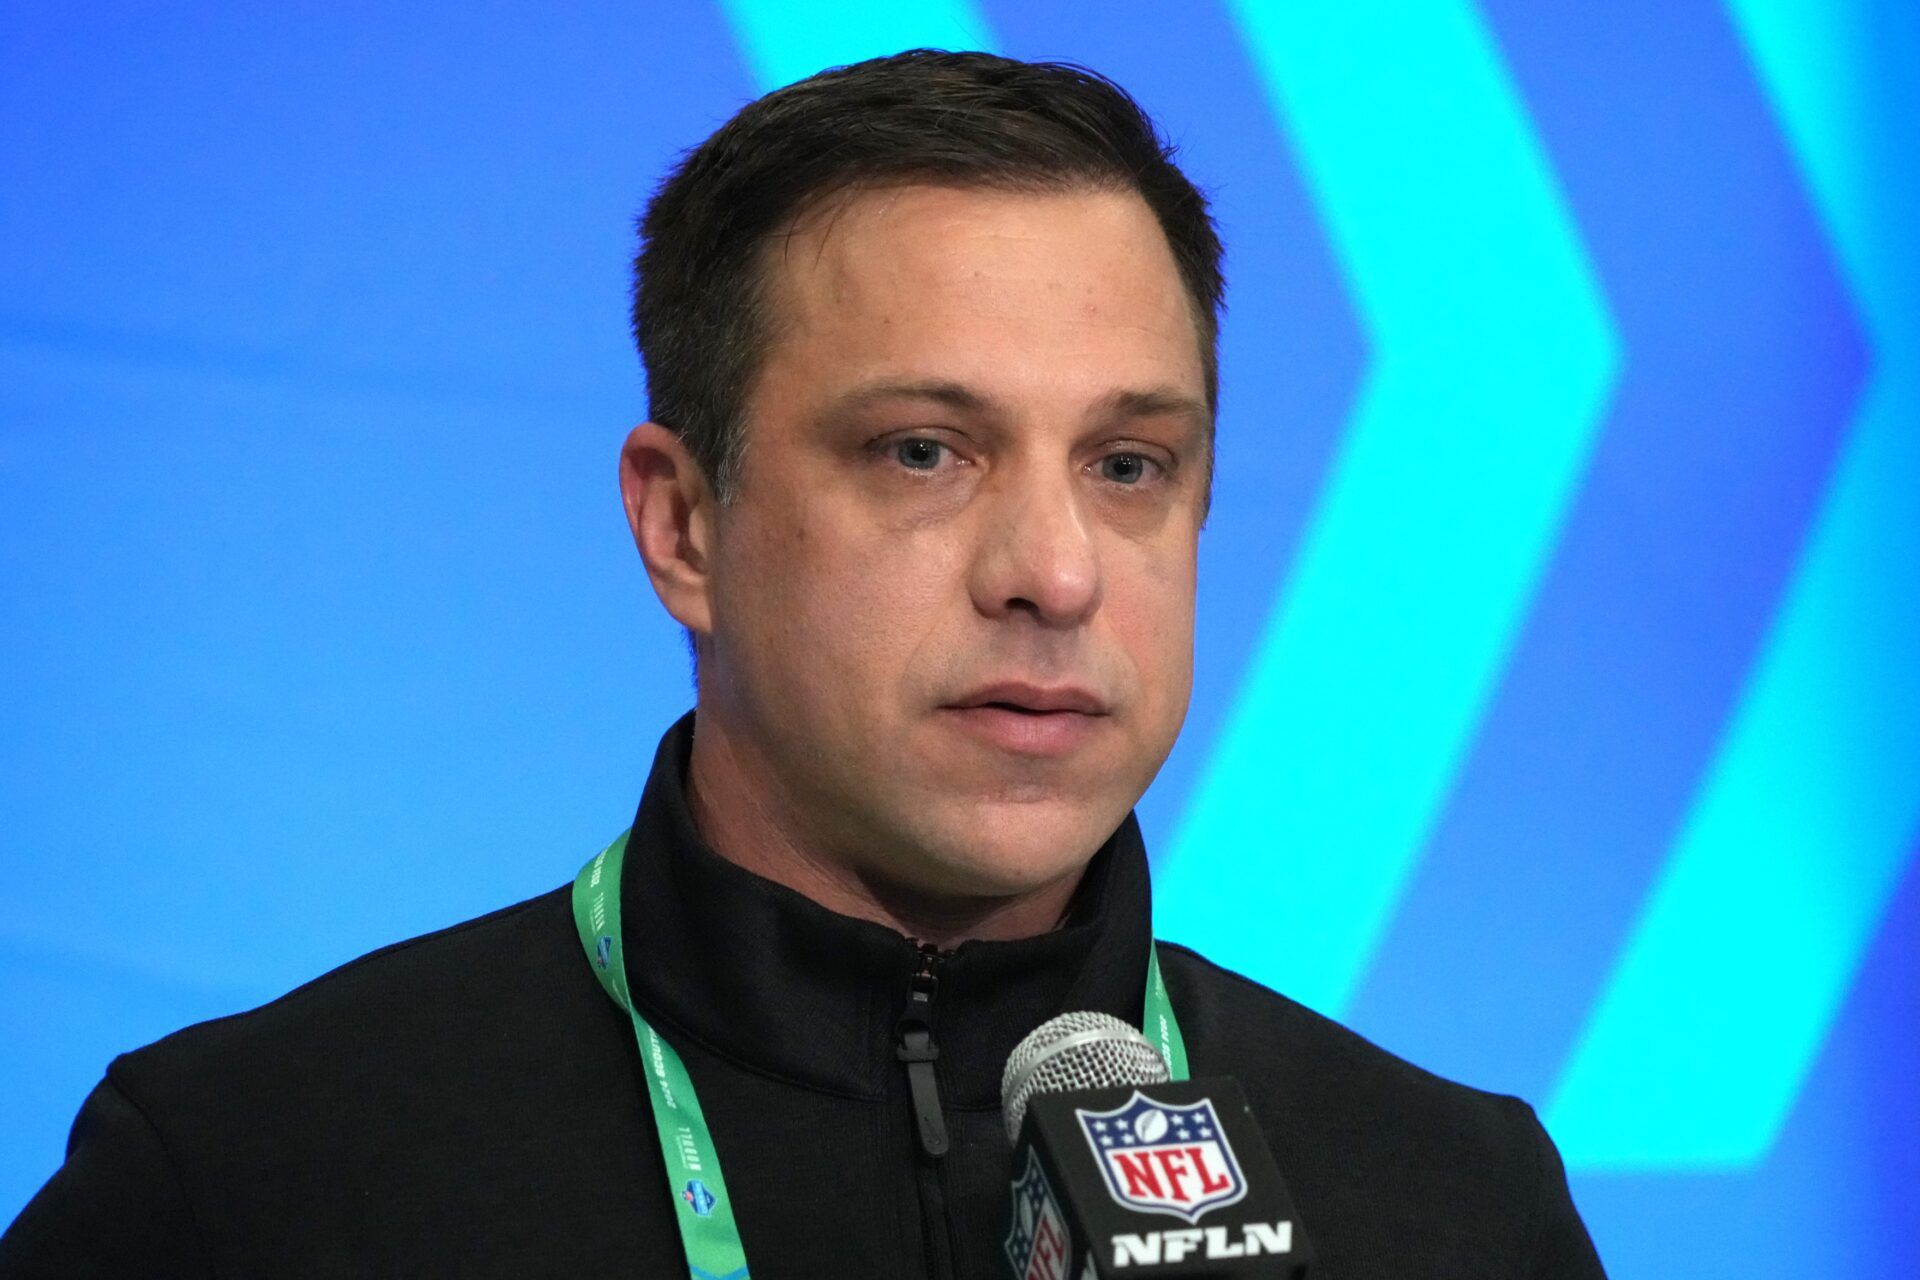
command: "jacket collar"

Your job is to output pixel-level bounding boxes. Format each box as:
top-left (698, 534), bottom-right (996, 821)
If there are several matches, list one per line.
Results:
top-left (617, 712), bottom-right (1155, 1107)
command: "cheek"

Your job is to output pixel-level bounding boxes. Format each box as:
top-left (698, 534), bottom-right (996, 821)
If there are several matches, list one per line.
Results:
top-left (1108, 544), bottom-right (1197, 711)
top-left (726, 506), bottom-right (963, 682)
top-left (838, 526), bottom-right (971, 664)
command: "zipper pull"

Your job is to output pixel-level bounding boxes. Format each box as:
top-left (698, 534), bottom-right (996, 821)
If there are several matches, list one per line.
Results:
top-left (896, 943), bottom-right (950, 1158)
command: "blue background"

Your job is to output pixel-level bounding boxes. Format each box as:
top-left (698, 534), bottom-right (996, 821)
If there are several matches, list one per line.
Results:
top-left (3, 3), bottom-right (1915, 1274)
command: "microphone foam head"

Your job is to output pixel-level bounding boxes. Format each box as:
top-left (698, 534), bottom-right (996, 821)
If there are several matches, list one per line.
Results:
top-left (1000, 1010), bottom-right (1171, 1142)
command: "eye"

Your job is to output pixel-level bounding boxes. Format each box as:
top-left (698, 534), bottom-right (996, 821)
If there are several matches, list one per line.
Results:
top-left (892, 437), bottom-right (948, 471)
top-left (1098, 452), bottom-right (1157, 485)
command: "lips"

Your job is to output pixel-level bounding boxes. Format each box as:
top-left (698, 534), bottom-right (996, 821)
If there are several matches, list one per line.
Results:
top-left (940, 682), bottom-right (1110, 757)
top-left (947, 682), bottom-right (1109, 716)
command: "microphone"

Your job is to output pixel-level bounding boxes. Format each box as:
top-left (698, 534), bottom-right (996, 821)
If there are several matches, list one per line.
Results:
top-left (999, 1012), bottom-right (1310, 1278)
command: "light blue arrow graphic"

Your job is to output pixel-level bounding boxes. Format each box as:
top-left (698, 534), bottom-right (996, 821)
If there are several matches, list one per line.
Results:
top-left (1547, 0), bottom-right (1920, 1170)
top-left (1154, 0), bottom-right (1619, 1015)
top-left (717, 0), bottom-right (994, 90)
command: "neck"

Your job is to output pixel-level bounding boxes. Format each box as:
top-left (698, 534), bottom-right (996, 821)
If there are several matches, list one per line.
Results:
top-left (684, 711), bottom-right (1084, 949)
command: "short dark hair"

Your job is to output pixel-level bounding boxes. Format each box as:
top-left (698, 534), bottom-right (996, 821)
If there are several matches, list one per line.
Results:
top-left (632, 49), bottom-right (1224, 499)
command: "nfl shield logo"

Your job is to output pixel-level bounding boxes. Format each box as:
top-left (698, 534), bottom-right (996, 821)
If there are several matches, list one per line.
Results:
top-left (1003, 1148), bottom-right (1073, 1280)
top-left (1075, 1092), bottom-right (1247, 1223)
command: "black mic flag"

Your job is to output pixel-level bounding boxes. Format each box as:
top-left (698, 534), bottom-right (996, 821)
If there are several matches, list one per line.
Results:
top-left (999, 1012), bottom-right (1310, 1279)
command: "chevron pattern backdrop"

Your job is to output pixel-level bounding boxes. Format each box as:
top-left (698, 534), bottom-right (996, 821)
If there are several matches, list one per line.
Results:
top-left (3, 3), bottom-right (1915, 1273)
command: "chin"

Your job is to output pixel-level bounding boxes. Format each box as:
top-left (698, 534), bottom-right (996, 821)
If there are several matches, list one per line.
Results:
top-left (906, 795), bottom-right (1126, 899)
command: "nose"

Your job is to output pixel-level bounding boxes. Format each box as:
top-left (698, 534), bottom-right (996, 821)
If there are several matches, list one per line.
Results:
top-left (968, 464), bottom-right (1102, 628)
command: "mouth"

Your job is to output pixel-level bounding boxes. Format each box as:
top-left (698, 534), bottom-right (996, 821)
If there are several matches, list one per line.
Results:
top-left (947, 682), bottom-right (1109, 716)
top-left (940, 683), bottom-right (1110, 756)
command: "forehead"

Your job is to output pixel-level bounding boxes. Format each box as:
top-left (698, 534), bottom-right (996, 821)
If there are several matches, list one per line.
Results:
top-left (750, 183), bottom-right (1208, 415)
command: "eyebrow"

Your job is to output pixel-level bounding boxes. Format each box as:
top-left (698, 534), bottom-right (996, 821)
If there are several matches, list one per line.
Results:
top-left (821, 379), bottom-right (1210, 427)
top-left (1092, 386), bottom-right (1212, 425)
top-left (825, 378), bottom-right (996, 418)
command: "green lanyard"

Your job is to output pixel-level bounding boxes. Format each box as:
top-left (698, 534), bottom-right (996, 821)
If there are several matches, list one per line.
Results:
top-left (572, 828), bottom-right (1189, 1280)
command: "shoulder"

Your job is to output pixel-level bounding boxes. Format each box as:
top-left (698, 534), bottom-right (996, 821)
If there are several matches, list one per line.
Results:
top-left (103, 882), bottom-right (627, 1160)
top-left (1157, 940), bottom-right (1520, 1128)
top-left (117, 885), bottom-right (580, 1082)
top-left (1155, 941), bottom-right (1602, 1276)
top-left (15, 886), bottom-right (663, 1271)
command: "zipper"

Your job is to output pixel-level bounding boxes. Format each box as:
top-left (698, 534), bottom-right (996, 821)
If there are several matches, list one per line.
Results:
top-left (896, 942), bottom-right (950, 1156)
top-left (897, 941), bottom-right (956, 1279)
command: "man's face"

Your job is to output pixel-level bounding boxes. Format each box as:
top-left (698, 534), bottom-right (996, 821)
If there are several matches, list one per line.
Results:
top-left (701, 183), bottom-right (1208, 901)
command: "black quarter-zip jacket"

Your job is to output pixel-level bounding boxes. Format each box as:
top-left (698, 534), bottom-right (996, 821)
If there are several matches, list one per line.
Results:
top-left (0, 717), bottom-right (1606, 1278)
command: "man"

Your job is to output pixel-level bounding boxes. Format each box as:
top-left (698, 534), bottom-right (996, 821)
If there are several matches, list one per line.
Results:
top-left (0, 51), bottom-right (1605, 1277)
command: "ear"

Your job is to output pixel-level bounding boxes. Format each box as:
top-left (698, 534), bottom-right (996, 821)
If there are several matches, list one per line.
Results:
top-left (619, 422), bottom-right (718, 637)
